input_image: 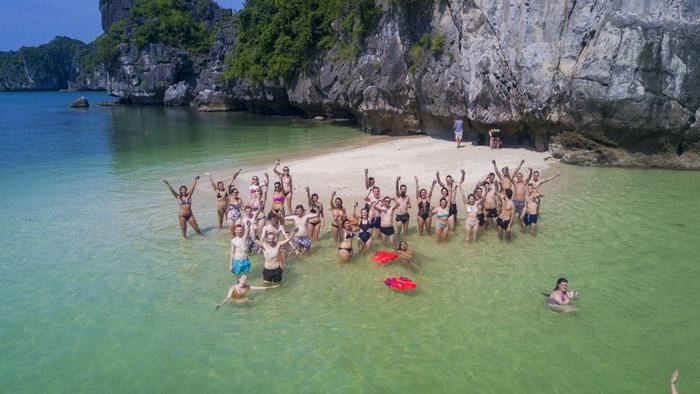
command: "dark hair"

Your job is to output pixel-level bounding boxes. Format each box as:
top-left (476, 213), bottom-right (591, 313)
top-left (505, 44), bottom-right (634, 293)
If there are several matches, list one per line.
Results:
top-left (397, 240), bottom-right (408, 250)
top-left (335, 197), bottom-right (343, 207)
top-left (553, 277), bottom-right (568, 291)
top-left (234, 224), bottom-right (243, 229)
top-left (467, 194), bottom-right (475, 200)
top-left (439, 197), bottom-right (447, 205)
top-left (419, 188), bottom-right (427, 195)
top-left (179, 185), bottom-right (187, 191)
top-left (295, 204), bottom-right (304, 211)
top-left (368, 177), bottom-right (375, 182)
top-left (505, 189), bottom-right (513, 199)
top-left (342, 219), bottom-right (351, 227)
top-left (441, 187), bottom-right (448, 194)
top-left (217, 181), bottom-right (224, 187)
top-left (311, 193), bottom-right (318, 199)
top-left (267, 212), bottom-right (277, 220)
top-left (400, 184), bottom-right (407, 189)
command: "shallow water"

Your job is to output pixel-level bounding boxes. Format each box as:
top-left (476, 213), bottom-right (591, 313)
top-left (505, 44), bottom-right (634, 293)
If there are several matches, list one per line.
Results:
top-left (1, 92), bottom-right (699, 393)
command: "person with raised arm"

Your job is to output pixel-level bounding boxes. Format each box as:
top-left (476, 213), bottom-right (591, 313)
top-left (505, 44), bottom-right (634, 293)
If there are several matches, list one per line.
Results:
top-left (364, 168), bottom-right (377, 190)
top-left (353, 201), bottom-right (375, 253)
top-left (229, 221), bottom-right (252, 277)
top-left (162, 176), bottom-right (202, 239)
top-left (206, 169), bottom-right (241, 229)
top-left (521, 183), bottom-right (542, 236)
top-left (496, 182), bottom-right (516, 240)
top-left (511, 167), bottom-right (533, 225)
top-left (473, 183), bottom-right (486, 228)
top-left (531, 170), bottom-right (560, 190)
top-left (255, 229), bottom-right (294, 284)
top-left (270, 181), bottom-right (286, 222)
top-left (337, 219), bottom-right (355, 262)
top-left (415, 176), bottom-right (436, 236)
top-left (273, 159), bottom-right (294, 215)
top-left (364, 186), bottom-right (382, 234)
top-left (436, 169), bottom-right (465, 230)
top-left (374, 196), bottom-right (399, 244)
top-left (432, 197), bottom-right (450, 241)
top-left (394, 176), bottom-right (412, 237)
top-left (215, 274), bottom-right (279, 308)
top-left (459, 185), bottom-right (484, 241)
top-left (329, 191), bottom-right (347, 242)
top-left (225, 187), bottom-right (244, 235)
top-left (670, 369), bottom-right (679, 394)
top-left (284, 204), bottom-right (319, 255)
top-left (483, 174), bottom-right (499, 229)
top-left (305, 186), bottom-right (325, 241)
top-left (492, 159), bottom-right (524, 192)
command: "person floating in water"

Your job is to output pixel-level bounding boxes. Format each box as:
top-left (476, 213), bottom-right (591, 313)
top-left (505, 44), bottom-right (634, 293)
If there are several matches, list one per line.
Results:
top-left (546, 277), bottom-right (579, 307)
top-left (162, 176), bottom-right (202, 239)
top-left (215, 274), bottom-right (279, 309)
top-left (396, 240), bottom-right (419, 271)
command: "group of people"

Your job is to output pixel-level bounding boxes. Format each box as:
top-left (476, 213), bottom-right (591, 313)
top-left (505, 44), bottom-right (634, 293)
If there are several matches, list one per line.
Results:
top-left (162, 158), bottom-right (560, 305)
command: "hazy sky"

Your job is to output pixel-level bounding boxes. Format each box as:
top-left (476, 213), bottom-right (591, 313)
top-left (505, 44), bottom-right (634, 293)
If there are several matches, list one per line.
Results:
top-left (0, 0), bottom-right (245, 51)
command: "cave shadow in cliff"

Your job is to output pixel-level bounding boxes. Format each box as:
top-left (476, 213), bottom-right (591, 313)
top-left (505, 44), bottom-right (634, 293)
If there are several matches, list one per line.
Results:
top-left (424, 131), bottom-right (542, 153)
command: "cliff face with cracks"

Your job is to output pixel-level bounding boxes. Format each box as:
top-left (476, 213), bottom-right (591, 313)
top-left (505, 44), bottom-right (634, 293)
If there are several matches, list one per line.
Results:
top-left (285, 0), bottom-right (700, 168)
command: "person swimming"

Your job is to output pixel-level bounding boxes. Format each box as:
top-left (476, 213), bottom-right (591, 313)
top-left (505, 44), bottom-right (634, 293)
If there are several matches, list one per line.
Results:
top-left (215, 274), bottom-right (279, 309)
top-left (546, 277), bottom-right (580, 309)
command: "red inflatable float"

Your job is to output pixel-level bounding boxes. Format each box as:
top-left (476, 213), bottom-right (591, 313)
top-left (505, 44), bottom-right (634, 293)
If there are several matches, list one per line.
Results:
top-left (372, 250), bottom-right (399, 264)
top-left (384, 277), bottom-right (417, 291)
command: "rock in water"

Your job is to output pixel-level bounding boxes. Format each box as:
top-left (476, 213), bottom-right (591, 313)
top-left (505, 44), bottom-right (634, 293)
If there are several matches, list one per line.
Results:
top-left (70, 97), bottom-right (89, 108)
top-left (164, 81), bottom-right (192, 106)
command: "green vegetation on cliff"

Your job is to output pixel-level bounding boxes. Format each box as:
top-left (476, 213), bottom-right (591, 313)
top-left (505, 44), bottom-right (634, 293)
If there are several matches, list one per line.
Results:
top-left (91, 0), bottom-right (213, 67)
top-left (0, 36), bottom-right (91, 90)
top-left (223, 0), bottom-right (380, 84)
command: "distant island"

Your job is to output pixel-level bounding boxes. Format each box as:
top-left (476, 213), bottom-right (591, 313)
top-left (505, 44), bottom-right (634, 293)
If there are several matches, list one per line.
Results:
top-left (1, 0), bottom-right (699, 169)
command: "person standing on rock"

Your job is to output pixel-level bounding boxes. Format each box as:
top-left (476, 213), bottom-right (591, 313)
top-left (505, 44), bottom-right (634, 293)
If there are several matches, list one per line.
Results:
top-left (454, 118), bottom-right (464, 148)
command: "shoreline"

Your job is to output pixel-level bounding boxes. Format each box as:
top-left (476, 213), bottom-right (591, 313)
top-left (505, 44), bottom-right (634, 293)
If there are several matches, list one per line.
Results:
top-left (203, 136), bottom-right (552, 207)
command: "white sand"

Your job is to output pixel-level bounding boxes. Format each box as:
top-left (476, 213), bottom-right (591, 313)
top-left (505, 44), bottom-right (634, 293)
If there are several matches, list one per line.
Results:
top-left (205, 135), bottom-right (551, 206)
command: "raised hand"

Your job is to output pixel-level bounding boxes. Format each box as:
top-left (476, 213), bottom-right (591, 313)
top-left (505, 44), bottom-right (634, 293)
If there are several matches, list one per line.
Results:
top-left (305, 186), bottom-right (310, 192)
top-left (364, 168), bottom-right (368, 175)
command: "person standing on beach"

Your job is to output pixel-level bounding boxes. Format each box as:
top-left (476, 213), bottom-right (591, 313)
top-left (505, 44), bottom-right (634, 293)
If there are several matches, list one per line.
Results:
top-left (206, 169), bottom-right (241, 229)
top-left (394, 176), bottom-right (412, 237)
top-left (415, 176), bottom-right (436, 236)
top-left (162, 176), bottom-right (202, 239)
top-left (374, 196), bottom-right (399, 244)
top-left (436, 169), bottom-right (465, 230)
top-left (273, 160), bottom-right (294, 215)
top-left (496, 186), bottom-right (516, 240)
top-left (454, 118), bottom-right (464, 148)
top-left (255, 230), bottom-right (293, 284)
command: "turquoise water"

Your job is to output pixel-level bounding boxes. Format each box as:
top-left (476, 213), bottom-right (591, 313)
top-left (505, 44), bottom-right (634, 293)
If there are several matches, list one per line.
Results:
top-left (1, 92), bottom-right (699, 393)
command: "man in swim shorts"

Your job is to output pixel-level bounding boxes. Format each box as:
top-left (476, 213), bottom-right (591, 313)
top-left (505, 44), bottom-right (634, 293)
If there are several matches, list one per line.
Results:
top-left (453, 118), bottom-right (464, 148)
top-left (255, 230), bottom-right (293, 284)
top-left (374, 196), bottom-right (398, 244)
top-left (284, 204), bottom-right (318, 255)
top-left (521, 183), bottom-right (542, 236)
top-left (511, 168), bottom-right (532, 228)
top-left (394, 176), bottom-right (412, 237)
top-left (483, 174), bottom-right (498, 229)
top-left (230, 222), bottom-right (252, 276)
top-left (365, 186), bottom-right (383, 233)
top-left (496, 187), bottom-right (515, 240)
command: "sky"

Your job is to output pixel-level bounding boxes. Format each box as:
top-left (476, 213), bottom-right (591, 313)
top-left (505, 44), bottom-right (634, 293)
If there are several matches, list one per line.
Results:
top-left (0, 0), bottom-right (245, 51)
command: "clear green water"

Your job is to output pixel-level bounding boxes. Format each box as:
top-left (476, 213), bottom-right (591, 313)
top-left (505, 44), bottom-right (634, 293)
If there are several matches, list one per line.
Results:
top-left (1, 92), bottom-right (699, 393)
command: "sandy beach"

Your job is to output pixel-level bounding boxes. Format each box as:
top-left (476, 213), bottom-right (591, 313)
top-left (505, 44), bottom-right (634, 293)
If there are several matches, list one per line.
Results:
top-left (206, 135), bottom-right (552, 205)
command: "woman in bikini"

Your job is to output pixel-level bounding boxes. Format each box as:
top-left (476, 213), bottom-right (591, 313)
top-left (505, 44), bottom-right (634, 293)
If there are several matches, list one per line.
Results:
top-left (432, 197), bottom-right (451, 241)
top-left (546, 278), bottom-right (579, 311)
top-left (206, 169), bottom-right (241, 229)
top-left (226, 187), bottom-right (244, 234)
top-left (338, 219), bottom-right (355, 262)
top-left (459, 186), bottom-right (483, 242)
top-left (249, 173), bottom-right (269, 235)
top-left (352, 201), bottom-right (375, 253)
top-left (329, 191), bottom-right (347, 242)
top-left (305, 186), bottom-right (324, 241)
top-left (273, 160), bottom-right (293, 215)
top-left (270, 181), bottom-right (286, 222)
top-left (162, 176), bottom-right (202, 239)
top-left (415, 176), bottom-right (436, 236)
